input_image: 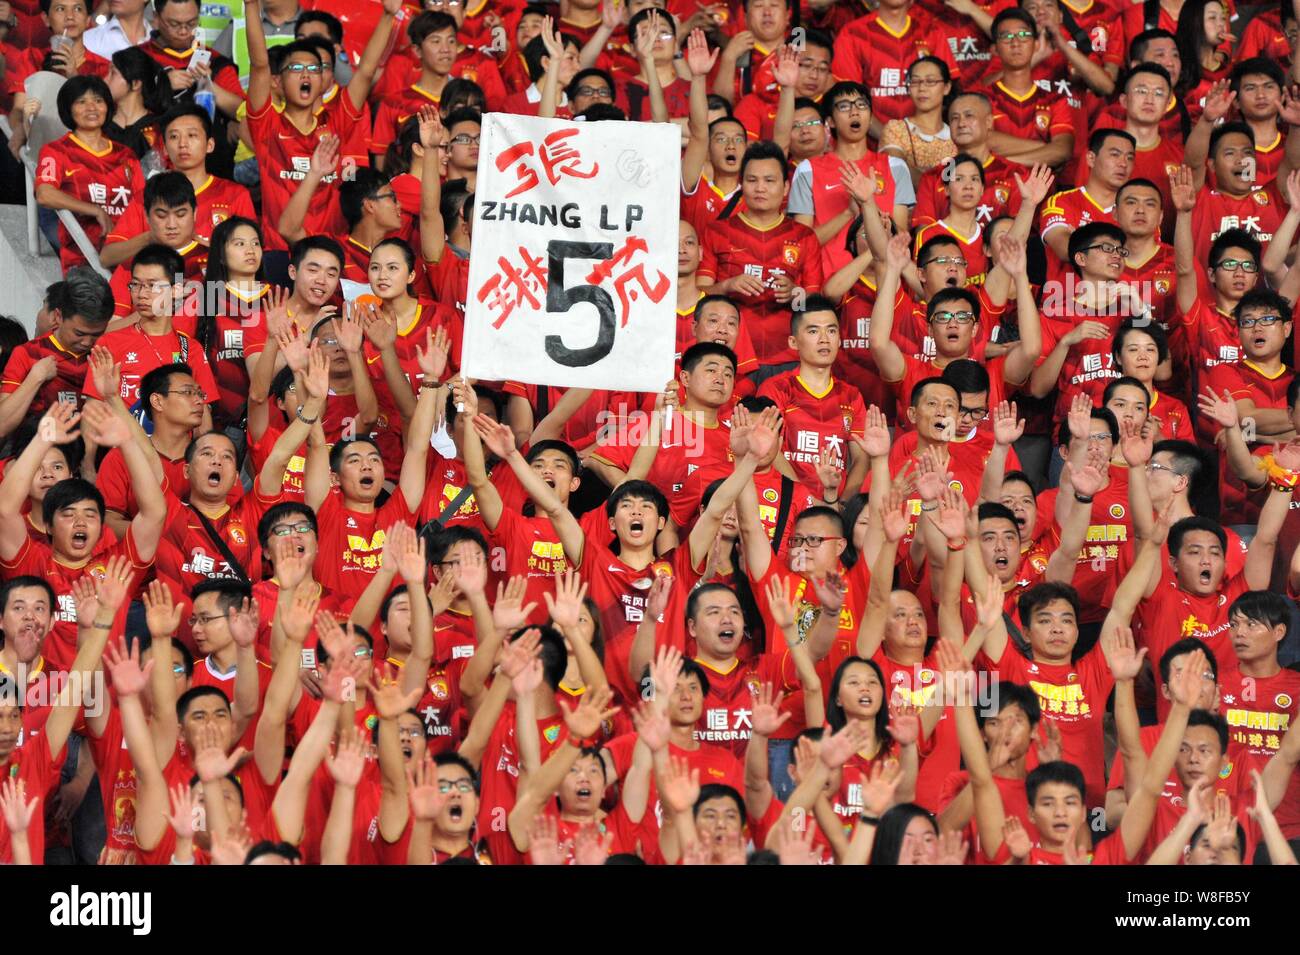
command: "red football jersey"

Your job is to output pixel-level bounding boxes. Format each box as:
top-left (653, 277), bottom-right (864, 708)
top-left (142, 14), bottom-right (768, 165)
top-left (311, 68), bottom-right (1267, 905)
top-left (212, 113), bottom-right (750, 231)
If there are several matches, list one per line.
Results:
top-left (0, 333), bottom-right (91, 418)
top-left (1219, 665), bottom-right (1300, 837)
top-left (36, 133), bottom-right (144, 271)
top-left (312, 490), bottom-right (416, 601)
top-left (80, 323), bottom-right (218, 408)
top-left (758, 372), bottom-right (866, 490)
top-left (698, 213), bottom-right (824, 365)
top-left (912, 153), bottom-right (1021, 230)
top-left (1191, 181), bottom-right (1285, 269)
top-left (107, 174), bottom-right (254, 246)
top-left (681, 173), bottom-right (745, 240)
top-left (982, 79), bottom-right (1073, 144)
top-left (1033, 469), bottom-right (1132, 623)
top-left (832, 11), bottom-right (954, 123)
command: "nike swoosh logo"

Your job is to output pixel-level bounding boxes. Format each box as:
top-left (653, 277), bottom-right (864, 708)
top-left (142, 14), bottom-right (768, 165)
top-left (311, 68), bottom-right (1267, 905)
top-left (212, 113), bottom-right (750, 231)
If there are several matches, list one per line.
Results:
top-left (276, 133), bottom-right (296, 140)
top-left (823, 183), bottom-right (839, 190)
top-left (607, 565), bottom-right (624, 573)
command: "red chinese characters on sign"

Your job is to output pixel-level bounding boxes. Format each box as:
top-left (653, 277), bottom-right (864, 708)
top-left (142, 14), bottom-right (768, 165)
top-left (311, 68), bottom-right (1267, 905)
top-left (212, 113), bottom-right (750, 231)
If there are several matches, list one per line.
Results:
top-left (495, 129), bottom-right (600, 199)
top-left (476, 246), bottom-right (548, 328)
top-left (585, 235), bottom-right (670, 327)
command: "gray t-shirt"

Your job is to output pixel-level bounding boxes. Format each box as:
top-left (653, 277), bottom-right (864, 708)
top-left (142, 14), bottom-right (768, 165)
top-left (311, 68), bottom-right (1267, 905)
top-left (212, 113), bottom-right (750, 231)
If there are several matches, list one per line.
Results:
top-left (787, 154), bottom-right (915, 217)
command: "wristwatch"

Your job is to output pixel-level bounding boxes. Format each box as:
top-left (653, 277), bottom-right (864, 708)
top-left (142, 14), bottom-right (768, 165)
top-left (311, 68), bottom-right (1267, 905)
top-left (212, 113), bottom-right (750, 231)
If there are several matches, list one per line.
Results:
top-left (296, 406), bottom-right (319, 425)
top-left (1073, 492), bottom-right (1094, 504)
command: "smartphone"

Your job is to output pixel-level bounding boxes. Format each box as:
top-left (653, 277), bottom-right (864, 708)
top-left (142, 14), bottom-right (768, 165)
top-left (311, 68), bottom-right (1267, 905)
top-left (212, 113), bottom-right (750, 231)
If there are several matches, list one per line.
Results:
top-left (188, 47), bottom-right (211, 73)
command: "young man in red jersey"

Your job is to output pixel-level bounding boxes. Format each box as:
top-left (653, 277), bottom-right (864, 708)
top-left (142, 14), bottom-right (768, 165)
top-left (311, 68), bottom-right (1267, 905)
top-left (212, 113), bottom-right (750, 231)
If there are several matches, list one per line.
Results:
top-left (735, 27), bottom-right (833, 142)
top-left (0, 401), bottom-right (164, 672)
top-left (1114, 179), bottom-right (1177, 334)
top-left (1082, 65), bottom-right (1182, 219)
top-left (788, 82), bottom-right (912, 277)
top-left (243, 0), bottom-right (402, 276)
top-left (370, 12), bottom-right (459, 162)
top-left (757, 294), bottom-right (869, 493)
top-left (1172, 156), bottom-right (1268, 374)
top-left (80, 245), bottom-right (218, 417)
top-left (1199, 289), bottom-right (1296, 523)
top-left (1184, 117), bottom-right (1298, 266)
top-left (871, 231), bottom-right (1041, 427)
top-left (302, 333), bottom-right (439, 601)
top-left (0, 554), bottom-right (129, 864)
top-left (1039, 129), bottom-right (1133, 274)
top-left (711, 0), bottom-right (790, 107)
top-left (979, 8), bottom-right (1075, 168)
top-left (1219, 591), bottom-right (1300, 840)
top-left (697, 140), bottom-right (824, 372)
top-left (588, 342), bottom-right (738, 509)
top-left (680, 31), bottom-right (745, 238)
top-left (102, 173), bottom-right (210, 319)
top-left (103, 106), bottom-right (253, 266)
top-left (831, 0), bottom-right (952, 132)
top-left (0, 268), bottom-right (112, 435)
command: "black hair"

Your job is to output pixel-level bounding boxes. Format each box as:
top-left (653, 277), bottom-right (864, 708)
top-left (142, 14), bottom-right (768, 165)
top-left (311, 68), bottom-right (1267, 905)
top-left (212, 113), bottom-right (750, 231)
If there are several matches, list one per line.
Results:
top-left (297, 9), bottom-right (344, 45)
top-left (144, 171), bottom-right (197, 215)
top-left (1102, 375), bottom-right (1151, 406)
top-left (444, 383), bottom-right (501, 430)
top-left (111, 46), bottom-right (169, 116)
top-left (1068, 221), bottom-right (1127, 272)
top-left (409, 10), bottom-right (458, 45)
top-left (176, 684), bottom-right (231, 722)
top-left (508, 625), bottom-right (568, 690)
top-left (290, 235), bottom-right (344, 272)
top-left (190, 578), bottom-right (253, 615)
top-left (244, 841), bottom-right (302, 864)
top-left (991, 7), bottom-right (1036, 37)
top-left (988, 681), bottom-right (1041, 728)
top-left (441, 79), bottom-right (486, 116)
top-left (917, 233), bottom-right (963, 267)
top-left (1157, 637), bottom-right (1218, 685)
top-left (789, 292), bottom-right (839, 335)
top-left (927, 286), bottom-right (980, 322)
top-left (978, 501), bottom-right (1020, 534)
top-left (868, 803), bottom-right (937, 864)
top-left (0, 576), bottom-right (57, 643)
top-left (1233, 288), bottom-right (1293, 327)
top-left (1208, 228), bottom-right (1261, 270)
top-left (425, 524), bottom-right (490, 570)
top-left (566, 67), bottom-right (615, 103)
top-left (838, 493), bottom-right (870, 570)
top-left (1174, 0), bottom-right (1227, 94)
top-left (739, 139), bottom-right (789, 181)
top-left (1122, 61), bottom-right (1173, 90)
top-left (1167, 515), bottom-right (1227, 557)
top-left (339, 166), bottom-right (390, 230)
top-left (525, 439), bottom-right (581, 476)
top-left (61, 267), bottom-right (114, 324)
top-left (315, 623), bottom-right (373, 666)
top-left (257, 502), bottom-right (318, 549)
top-left (523, 32), bottom-right (578, 82)
top-left (1025, 760), bottom-right (1086, 804)
top-left (678, 657), bottom-right (711, 697)
top-left (444, 107), bottom-right (482, 134)
top-left (1017, 582), bottom-right (1081, 629)
top-left (1056, 406), bottom-right (1119, 447)
top-left (56, 74), bottom-right (111, 129)
top-left (825, 656), bottom-right (890, 743)
top-left (681, 341), bottom-right (738, 375)
top-left (42, 477), bottom-right (105, 528)
top-left (1087, 127), bottom-right (1137, 155)
top-left (909, 376), bottom-right (958, 407)
top-left (1112, 317), bottom-right (1170, 365)
top-left (820, 81), bottom-right (871, 120)
top-left (131, 243), bottom-right (185, 285)
top-left (692, 783), bottom-right (745, 824)
top-left (1227, 590), bottom-right (1292, 632)
top-left (604, 479), bottom-right (668, 521)
top-left (1116, 177), bottom-right (1165, 206)
top-left (577, 103), bottom-right (627, 123)
top-left (941, 358), bottom-right (990, 396)
top-left (1187, 709), bottom-right (1230, 753)
top-left (697, 482), bottom-right (766, 652)
top-left (138, 362), bottom-right (193, 423)
top-left (1208, 120), bottom-right (1255, 158)
top-left (627, 6), bottom-right (676, 45)
top-left (326, 436), bottom-right (382, 474)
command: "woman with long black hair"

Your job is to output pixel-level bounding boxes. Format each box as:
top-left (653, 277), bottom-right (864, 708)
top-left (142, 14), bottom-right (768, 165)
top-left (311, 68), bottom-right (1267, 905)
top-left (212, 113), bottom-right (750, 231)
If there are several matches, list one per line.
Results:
top-left (103, 46), bottom-right (169, 163)
top-left (1175, 0), bottom-right (1233, 123)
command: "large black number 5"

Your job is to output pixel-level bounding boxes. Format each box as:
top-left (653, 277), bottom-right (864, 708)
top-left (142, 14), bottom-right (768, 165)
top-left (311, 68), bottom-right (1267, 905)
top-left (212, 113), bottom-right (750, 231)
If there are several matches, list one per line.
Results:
top-left (546, 240), bottom-right (616, 367)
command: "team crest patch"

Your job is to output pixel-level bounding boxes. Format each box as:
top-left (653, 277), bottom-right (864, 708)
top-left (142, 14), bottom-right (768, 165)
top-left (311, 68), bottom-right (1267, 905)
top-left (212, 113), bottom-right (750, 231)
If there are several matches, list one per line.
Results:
top-left (228, 522), bottom-right (247, 546)
top-left (544, 725), bottom-right (562, 744)
top-left (1034, 111), bottom-right (1050, 132)
top-left (763, 487), bottom-right (779, 504)
top-left (365, 714), bottom-right (379, 731)
top-left (782, 242), bottom-right (800, 266)
top-left (430, 678), bottom-right (449, 701)
top-left (1219, 761), bottom-right (1234, 780)
top-left (1278, 693), bottom-right (1293, 709)
top-left (1155, 279), bottom-right (1170, 294)
top-left (995, 185), bottom-right (1010, 204)
top-left (948, 480), bottom-right (963, 493)
top-left (1252, 190), bottom-right (1270, 206)
top-left (1109, 504), bottom-right (1125, 519)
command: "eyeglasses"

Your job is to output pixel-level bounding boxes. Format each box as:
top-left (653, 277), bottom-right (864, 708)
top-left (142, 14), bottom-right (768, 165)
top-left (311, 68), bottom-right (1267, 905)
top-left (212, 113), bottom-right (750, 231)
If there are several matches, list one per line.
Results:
top-left (792, 118), bottom-right (823, 129)
top-left (908, 77), bottom-right (946, 88)
top-left (711, 134), bottom-right (747, 146)
top-left (1146, 461), bottom-right (1178, 475)
top-left (318, 336), bottom-right (340, 346)
top-left (353, 646), bottom-right (373, 659)
top-left (370, 191), bottom-right (398, 203)
top-left (1084, 243), bottom-right (1129, 257)
top-left (281, 62), bottom-right (325, 74)
top-left (163, 17), bottom-right (199, 30)
top-left (270, 522), bottom-right (315, 536)
top-left (924, 256), bottom-right (967, 268)
top-left (171, 664), bottom-right (187, 675)
top-left (128, 281), bottom-right (173, 294)
top-left (789, 534), bottom-right (843, 549)
top-left (931, 310), bottom-right (975, 325)
top-left (797, 60), bottom-right (830, 74)
top-left (188, 612), bottom-right (225, 628)
top-left (1215, 258), bottom-right (1258, 273)
top-left (1087, 432), bottom-right (1112, 443)
top-left (1238, 314), bottom-right (1283, 328)
top-left (833, 98), bottom-right (870, 113)
top-left (998, 29), bottom-right (1035, 41)
top-left (574, 85), bottom-right (613, 99)
top-left (959, 406), bottom-right (988, 421)
top-left (427, 0), bottom-right (463, 7)
top-left (1128, 85), bottom-right (1169, 99)
top-left (397, 725), bottom-right (425, 740)
top-left (166, 387), bottom-right (207, 400)
top-left (437, 779), bottom-right (475, 793)
top-left (449, 134), bottom-right (480, 146)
